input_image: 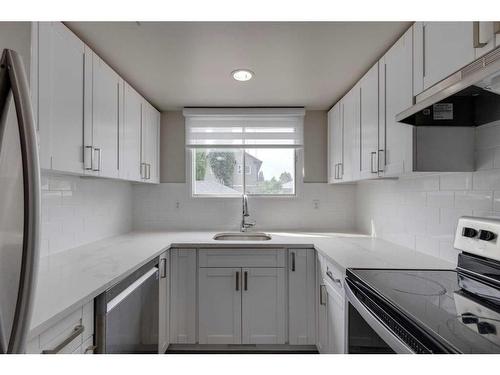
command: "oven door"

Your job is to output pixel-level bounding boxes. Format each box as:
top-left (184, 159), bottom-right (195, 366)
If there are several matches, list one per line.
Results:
top-left (345, 278), bottom-right (409, 353)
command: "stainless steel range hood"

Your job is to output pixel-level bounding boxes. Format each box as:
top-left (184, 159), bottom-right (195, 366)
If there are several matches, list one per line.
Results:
top-left (397, 47), bottom-right (500, 126)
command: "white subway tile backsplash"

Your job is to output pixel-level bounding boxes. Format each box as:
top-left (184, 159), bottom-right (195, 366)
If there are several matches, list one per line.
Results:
top-left (41, 173), bottom-right (132, 257)
top-left (132, 182), bottom-right (356, 232)
top-left (454, 191), bottom-right (493, 210)
top-left (356, 121), bottom-right (500, 265)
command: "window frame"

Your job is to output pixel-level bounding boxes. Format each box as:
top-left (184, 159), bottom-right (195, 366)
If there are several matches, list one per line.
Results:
top-left (188, 147), bottom-right (300, 198)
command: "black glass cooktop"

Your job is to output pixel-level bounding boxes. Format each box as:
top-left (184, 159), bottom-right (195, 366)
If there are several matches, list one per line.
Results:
top-left (347, 268), bottom-right (500, 353)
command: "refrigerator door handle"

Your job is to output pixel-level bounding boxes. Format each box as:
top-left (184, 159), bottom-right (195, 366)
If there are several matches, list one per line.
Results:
top-left (0, 49), bottom-right (41, 354)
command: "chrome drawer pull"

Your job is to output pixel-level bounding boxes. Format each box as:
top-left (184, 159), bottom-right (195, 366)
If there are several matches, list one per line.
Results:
top-left (319, 284), bottom-right (327, 306)
top-left (42, 324), bottom-right (84, 354)
top-left (326, 269), bottom-right (342, 284)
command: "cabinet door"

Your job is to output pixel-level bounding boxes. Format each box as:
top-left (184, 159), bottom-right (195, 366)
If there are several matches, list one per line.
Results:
top-left (241, 268), bottom-right (286, 344)
top-left (379, 28), bottom-right (413, 176)
top-left (340, 85), bottom-right (360, 182)
top-left (422, 22), bottom-right (475, 90)
top-left (140, 101), bottom-right (156, 183)
top-left (92, 54), bottom-right (120, 178)
top-left (120, 83), bottom-right (142, 181)
top-left (326, 285), bottom-right (345, 354)
top-left (158, 251), bottom-right (170, 353)
top-left (328, 103), bottom-right (342, 183)
top-left (170, 249), bottom-right (197, 344)
top-left (198, 268), bottom-right (242, 344)
top-left (150, 109), bottom-right (160, 183)
top-left (288, 249), bottom-right (316, 345)
top-left (359, 63), bottom-right (380, 179)
top-left (316, 259), bottom-right (328, 353)
top-left (38, 22), bottom-right (84, 173)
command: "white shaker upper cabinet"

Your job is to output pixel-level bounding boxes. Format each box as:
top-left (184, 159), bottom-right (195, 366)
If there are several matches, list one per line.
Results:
top-left (378, 27), bottom-right (413, 177)
top-left (359, 62), bottom-right (380, 180)
top-left (120, 82), bottom-right (142, 181)
top-left (140, 101), bottom-right (160, 184)
top-left (341, 84), bottom-right (360, 182)
top-left (88, 53), bottom-right (120, 179)
top-left (328, 103), bottom-right (342, 183)
top-left (414, 22), bottom-right (476, 94)
top-left (37, 22), bottom-right (85, 174)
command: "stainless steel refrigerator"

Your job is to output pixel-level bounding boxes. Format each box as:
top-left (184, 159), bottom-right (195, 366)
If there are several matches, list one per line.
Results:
top-left (0, 49), bottom-right (41, 354)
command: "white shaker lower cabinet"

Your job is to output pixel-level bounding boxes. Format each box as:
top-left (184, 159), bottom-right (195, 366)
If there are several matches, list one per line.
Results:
top-left (198, 268), bottom-right (242, 344)
top-left (316, 254), bottom-right (346, 354)
top-left (326, 284), bottom-right (345, 354)
top-left (158, 251), bottom-right (170, 353)
top-left (197, 249), bottom-right (286, 345)
top-left (241, 267), bottom-right (286, 344)
top-left (288, 249), bottom-right (316, 345)
top-left (37, 22), bottom-right (85, 173)
top-left (169, 248), bottom-right (197, 344)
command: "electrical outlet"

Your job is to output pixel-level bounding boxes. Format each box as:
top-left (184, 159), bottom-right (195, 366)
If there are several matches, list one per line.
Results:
top-left (175, 201), bottom-right (180, 209)
top-left (313, 199), bottom-right (320, 209)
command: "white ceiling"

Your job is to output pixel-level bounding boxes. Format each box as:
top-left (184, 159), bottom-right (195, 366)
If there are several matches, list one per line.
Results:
top-left (66, 22), bottom-right (412, 111)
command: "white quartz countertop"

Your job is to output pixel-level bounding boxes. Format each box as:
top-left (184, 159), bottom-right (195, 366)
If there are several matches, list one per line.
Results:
top-left (29, 230), bottom-right (454, 337)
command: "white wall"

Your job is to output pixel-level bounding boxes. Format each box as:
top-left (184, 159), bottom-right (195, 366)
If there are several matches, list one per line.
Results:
top-left (40, 173), bottom-right (133, 257)
top-left (133, 182), bottom-right (356, 231)
top-left (356, 120), bottom-right (500, 265)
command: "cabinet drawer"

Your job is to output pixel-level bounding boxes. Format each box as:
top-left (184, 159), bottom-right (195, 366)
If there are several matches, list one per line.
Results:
top-left (32, 300), bottom-right (94, 354)
top-left (318, 253), bottom-right (344, 294)
top-left (199, 248), bottom-right (286, 268)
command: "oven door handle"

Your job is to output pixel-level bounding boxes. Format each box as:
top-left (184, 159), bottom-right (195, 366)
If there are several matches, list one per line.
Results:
top-left (344, 278), bottom-right (414, 354)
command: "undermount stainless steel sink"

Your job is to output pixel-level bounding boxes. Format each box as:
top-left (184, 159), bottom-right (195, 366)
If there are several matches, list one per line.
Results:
top-left (213, 232), bottom-right (272, 241)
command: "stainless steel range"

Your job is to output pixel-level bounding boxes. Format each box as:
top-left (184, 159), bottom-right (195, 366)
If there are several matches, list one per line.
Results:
top-left (345, 216), bottom-right (500, 354)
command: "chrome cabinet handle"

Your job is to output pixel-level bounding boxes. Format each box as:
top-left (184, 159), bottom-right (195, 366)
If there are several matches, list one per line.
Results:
top-left (236, 271), bottom-right (239, 291)
top-left (140, 162), bottom-right (145, 179)
top-left (160, 258), bottom-right (167, 278)
top-left (326, 268), bottom-right (342, 285)
top-left (84, 146), bottom-right (94, 170)
top-left (473, 21), bottom-right (488, 48)
top-left (92, 147), bottom-right (101, 171)
top-left (42, 324), bottom-right (84, 354)
top-left (290, 252), bottom-right (296, 272)
top-left (319, 285), bottom-right (327, 306)
top-left (244, 271), bottom-right (248, 291)
top-left (370, 151), bottom-right (377, 173)
top-left (378, 149), bottom-right (385, 172)
top-left (339, 163), bottom-right (343, 179)
top-left (1, 49), bottom-right (41, 354)
top-left (334, 164), bottom-right (338, 179)
top-left (422, 23), bottom-right (426, 78)
top-left (147, 163), bottom-right (151, 180)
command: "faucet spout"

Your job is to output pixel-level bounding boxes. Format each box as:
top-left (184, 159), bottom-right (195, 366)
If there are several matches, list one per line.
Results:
top-left (241, 194), bottom-right (255, 232)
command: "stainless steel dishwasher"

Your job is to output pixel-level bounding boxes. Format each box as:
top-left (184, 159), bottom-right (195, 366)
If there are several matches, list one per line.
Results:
top-left (95, 258), bottom-right (159, 353)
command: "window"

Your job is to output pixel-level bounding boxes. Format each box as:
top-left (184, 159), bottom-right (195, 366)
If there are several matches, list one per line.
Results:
top-left (192, 148), bottom-right (296, 196)
top-left (185, 108), bottom-right (304, 197)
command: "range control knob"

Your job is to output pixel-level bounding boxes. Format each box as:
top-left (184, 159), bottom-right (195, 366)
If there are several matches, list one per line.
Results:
top-left (478, 230), bottom-right (496, 242)
top-left (477, 321), bottom-right (497, 335)
top-left (462, 227), bottom-right (478, 238)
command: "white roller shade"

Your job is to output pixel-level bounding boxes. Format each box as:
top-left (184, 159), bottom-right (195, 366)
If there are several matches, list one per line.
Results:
top-left (184, 108), bottom-right (305, 148)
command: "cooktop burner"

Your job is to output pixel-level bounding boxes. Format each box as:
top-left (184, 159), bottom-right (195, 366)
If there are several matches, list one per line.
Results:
top-left (372, 271), bottom-right (447, 296)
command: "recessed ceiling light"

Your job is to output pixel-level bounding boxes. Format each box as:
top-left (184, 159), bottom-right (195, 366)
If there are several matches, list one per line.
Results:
top-left (232, 69), bottom-right (254, 82)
